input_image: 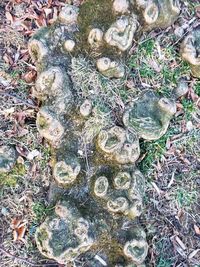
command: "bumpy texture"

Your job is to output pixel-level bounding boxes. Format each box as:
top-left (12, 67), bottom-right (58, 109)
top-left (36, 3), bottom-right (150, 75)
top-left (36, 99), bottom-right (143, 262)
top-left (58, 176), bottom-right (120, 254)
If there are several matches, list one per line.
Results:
top-left (123, 90), bottom-right (176, 140)
top-left (29, 0), bottom-right (180, 266)
top-left (180, 27), bottom-right (200, 78)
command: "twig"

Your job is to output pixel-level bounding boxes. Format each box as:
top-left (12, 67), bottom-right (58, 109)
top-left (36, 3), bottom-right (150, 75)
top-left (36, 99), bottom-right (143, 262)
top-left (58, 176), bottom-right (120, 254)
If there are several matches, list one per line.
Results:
top-left (0, 246), bottom-right (58, 266)
top-left (83, 138), bottom-right (90, 172)
top-left (0, 92), bottom-right (38, 109)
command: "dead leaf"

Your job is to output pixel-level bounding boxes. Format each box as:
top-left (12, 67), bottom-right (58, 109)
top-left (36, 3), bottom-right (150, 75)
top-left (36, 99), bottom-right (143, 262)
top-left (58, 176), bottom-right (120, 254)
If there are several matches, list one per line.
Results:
top-left (23, 70), bottom-right (37, 83)
top-left (11, 217), bottom-right (27, 242)
top-left (148, 59), bottom-right (161, 72)
top-left (194, 224), bottom-right (200, 235)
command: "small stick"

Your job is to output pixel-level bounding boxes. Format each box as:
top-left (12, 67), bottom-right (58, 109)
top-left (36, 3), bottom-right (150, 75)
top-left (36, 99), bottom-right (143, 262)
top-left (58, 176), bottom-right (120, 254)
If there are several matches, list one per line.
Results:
top-left (0, 92), bottom-right (38, 109)
top-left (0, 246), bottom-right (58, 266)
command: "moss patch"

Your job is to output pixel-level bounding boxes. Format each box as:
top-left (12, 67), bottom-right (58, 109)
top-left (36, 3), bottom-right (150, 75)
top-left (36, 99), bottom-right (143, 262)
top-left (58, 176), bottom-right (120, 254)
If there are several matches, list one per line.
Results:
top-left (0, 163), bottom-right (26, 187)
top-left (75, 0), bottom-right (119, 57)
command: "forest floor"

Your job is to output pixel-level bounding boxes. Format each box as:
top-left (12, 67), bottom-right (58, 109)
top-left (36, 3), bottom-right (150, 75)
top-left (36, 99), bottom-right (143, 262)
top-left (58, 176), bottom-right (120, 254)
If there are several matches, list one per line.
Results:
top-left (0, 0), bottom-right (200, 267)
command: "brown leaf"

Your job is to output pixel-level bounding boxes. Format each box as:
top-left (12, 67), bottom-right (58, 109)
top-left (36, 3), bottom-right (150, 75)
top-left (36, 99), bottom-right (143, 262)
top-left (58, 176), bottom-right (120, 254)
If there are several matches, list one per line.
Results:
top-left (11, 217), bottom-right (27, 242)
top-left (16, 144), bottom-right (28, 157)
top-left (23, 70), bottom-right (37, 83)
top-left (194, 224), bottom-right (200, 235)
top-left (11, 217), bottom-right (21, 229)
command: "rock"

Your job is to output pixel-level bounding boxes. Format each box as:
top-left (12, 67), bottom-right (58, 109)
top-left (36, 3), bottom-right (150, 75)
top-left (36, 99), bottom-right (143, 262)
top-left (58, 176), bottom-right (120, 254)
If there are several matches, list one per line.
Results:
top-left (28, 38), bottom-right (48, 63)
top-left (80, 99), bottom-right (92, 117)
top-left (186, 121), bottom-right (194, 132)
top-left (64, 39), bottom-right (75, 52)
top-left (97, 126), bottom-right (140, 164)
top-left (96, 57), bottom-right (125, 78)
top-left (36, 107), bottom-right (64, 145)
top-left (113, 0), bottom-right (130, 14)
top-left (123, 90), bottom-right (176, 140)
top-left (59, 4), bottom-right (79, 25)
top-left (173, 78), bottom-right (189, 98)
top-left (0, 146), bottom-right (17, 173)
top-left (104, 15), bottom-right (137, 51)
top-left (92, 168), bottom-right (145, 219)
top-left (123, 229), bottom-right (148, 264)
top-left (180, 27), bottom-right (200, 78)
top-left (34, 67), bottom-right (74, 114)
top-left (135, 0), bottom-right (180, 30)
top-left (88, 28), bottom-right (103, 48)
top-left (35, 201), bottom-right (95, 264)
top-left (53, 158), bottom-right (81, 186)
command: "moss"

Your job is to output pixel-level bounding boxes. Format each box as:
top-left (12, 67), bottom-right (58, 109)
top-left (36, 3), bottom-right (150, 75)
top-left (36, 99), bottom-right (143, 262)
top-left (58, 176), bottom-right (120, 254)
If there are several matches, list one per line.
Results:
top-left (37, 228), bottom-right (49, 247)
top-left (37, 115), bottom-right (48, 129)
top-left (78, 0), bottom-right (115, 37)
top-left (0, 163), bottom-right (26, 187)
top-left (75, 0), bottom-right (120, 58)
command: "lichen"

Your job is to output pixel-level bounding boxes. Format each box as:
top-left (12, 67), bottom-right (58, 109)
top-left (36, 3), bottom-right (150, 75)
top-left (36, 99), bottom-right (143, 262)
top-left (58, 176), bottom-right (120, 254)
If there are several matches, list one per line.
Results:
top-left (180, 27), bottom-right (200, 78)
top-left (29, 0), bottom-right (180, 265)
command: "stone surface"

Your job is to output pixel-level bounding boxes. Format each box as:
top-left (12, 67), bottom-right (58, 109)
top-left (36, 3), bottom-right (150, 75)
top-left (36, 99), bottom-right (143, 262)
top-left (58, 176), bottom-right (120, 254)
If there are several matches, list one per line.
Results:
top-left (180, 27), bottom-right (200, 78)
top-left (123, 90), bottom-right (176, 140)
top-left (96, 57), bottom-right (125, 78)
top-left (97, 126), bottom-right (140, 164)
top-left (135, 0), bottom-right (180, 30)
top-left (173, 77), bottom-right (189, 98)
top-left (36, 107), bottom-right (64, 145)
top-left (104, 15), bottom-right (137, 51)
top-left (0, 145), bottom-right (17, 173)
top-left (35, 200), bottom-right (148, 266)
top-left (113, 0), bottom-right (130, 14)
top-left (92, 167), bottom-right (145, 219)
top-left (29, 0), bottom-right (180, 265)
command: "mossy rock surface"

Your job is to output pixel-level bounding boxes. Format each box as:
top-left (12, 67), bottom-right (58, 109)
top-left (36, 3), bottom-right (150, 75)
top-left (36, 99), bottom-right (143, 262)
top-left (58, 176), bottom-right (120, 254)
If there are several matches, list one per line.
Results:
top-left (29, 0), bottom-right (180, 265)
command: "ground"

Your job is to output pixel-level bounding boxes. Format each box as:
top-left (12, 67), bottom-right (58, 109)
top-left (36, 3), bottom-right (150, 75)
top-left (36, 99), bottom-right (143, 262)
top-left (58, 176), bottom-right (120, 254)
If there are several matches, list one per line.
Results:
top-left (0, 0), bottom-right (200, 267)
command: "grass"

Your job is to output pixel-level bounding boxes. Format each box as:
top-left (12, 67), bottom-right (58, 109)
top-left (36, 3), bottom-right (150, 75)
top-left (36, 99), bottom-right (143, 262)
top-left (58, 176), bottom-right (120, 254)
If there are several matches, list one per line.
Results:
top-left (194, 81), bottom-right (200, 96)
top-left (138, 127), bottom-right (178, 175)
top-left (128, 39), bottom-right (190, 98)
top-left (181, 98), bottom-right (196, 120)
top-left (0, 163), bottom-right (26, 187)
top-left (32, 202), bottom-right (54, 224)
top-left (175, 188), bottom-right (198, 208)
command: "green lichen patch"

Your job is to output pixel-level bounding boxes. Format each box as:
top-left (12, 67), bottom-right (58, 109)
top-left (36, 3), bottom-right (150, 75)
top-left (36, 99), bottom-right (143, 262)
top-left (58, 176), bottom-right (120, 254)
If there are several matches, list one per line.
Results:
top-left (0, 163), bottom-right (26, 187)
top-left (75, 0), bottom-right (119, 57)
